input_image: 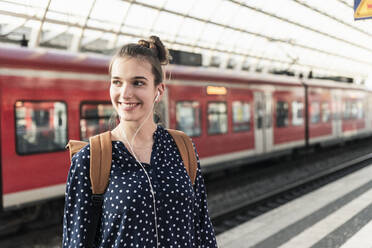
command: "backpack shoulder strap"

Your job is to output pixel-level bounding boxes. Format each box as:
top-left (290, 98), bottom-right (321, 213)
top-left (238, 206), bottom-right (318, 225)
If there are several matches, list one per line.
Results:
top-left (66, 132), bottom-right (112, 247)
top-left (65, 140), bottom-right (88, 161)
top-left (89, 131), bottom-right (112, 195)
top-left (87, 131), bottom-right (112, 248)
top-left (167, 129), bottom-right (197, 185)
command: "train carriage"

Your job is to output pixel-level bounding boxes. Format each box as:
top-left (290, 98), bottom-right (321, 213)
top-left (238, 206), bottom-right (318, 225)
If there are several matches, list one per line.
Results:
top-left (0, 48), bottom-right (109, 209)
top-left (306, 79), bottom-right (370, 146)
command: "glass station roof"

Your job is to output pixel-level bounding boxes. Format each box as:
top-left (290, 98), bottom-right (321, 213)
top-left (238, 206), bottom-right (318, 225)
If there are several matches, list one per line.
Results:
top-left (0, 0), bottom-right (371, 82)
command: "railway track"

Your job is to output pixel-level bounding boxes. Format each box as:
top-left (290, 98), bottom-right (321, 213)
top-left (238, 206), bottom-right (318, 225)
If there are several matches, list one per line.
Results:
top-left (0, 224), bottom-right (62, 248)
top-left (211, 152), bottom-right (372, 235)
top-left (0, 199), bottom-right (63, 248)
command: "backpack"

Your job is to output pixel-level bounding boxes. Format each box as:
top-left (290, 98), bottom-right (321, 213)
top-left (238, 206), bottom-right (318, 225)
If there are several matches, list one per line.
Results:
top-left (65, 128), bottom-right (198, 247)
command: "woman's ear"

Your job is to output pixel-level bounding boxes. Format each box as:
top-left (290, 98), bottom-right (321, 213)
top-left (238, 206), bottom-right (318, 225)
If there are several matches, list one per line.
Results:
top-left (156, 83), bottom-right (165, 102)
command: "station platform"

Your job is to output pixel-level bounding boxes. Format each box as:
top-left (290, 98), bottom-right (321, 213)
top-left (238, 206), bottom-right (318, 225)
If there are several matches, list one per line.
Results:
top-left (216, 162), bottom-right (372, 248)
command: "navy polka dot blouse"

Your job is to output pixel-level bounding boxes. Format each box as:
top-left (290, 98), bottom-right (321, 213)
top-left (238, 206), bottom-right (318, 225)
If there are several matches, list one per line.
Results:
top-left (62, 125), bottom-right (218, 247)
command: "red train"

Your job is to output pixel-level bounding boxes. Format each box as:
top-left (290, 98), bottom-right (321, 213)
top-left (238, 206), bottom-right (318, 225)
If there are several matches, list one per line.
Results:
top-left (1, 45), bottom-right (371, 211)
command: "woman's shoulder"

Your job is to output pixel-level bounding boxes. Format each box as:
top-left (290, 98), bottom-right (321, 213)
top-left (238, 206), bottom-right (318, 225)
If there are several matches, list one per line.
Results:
top-left (66, 143), bottom-right (91, 184)
top-left (71, 143), bottom-right (91, 167)
top-left (163, 128), bottom-right (197, 147)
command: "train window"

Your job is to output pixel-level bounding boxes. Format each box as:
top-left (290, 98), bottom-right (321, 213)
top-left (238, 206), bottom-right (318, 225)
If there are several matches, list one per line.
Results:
top-left (208, 102), bottom-right (228, 134)
top-left (321, 102), bottom-right (331, 122)
top-left (276, 101), bottom-right (288, 128)
top-left (15, 101), bottom-right (67, 155)
top-left (311, 102), bottom-right (320, 123)
top-left (343, 101), bottom-right (351, 119)
top-left (255, 101), bottom-right (264, 129)
top-left (351, 101), bottom-right (358, 119)
top-left (176, 101), bottom-right (201, 137)
top-left (292, 101), bottom-right (304, 126)
top-left (80, 103), bottom-right (114, 141)
top-left (232, 101), bottom-right (251, 132)
top-left (356, 101), bottom-right (364, 119)
top-left (343, 100), bottom-right (363, 120)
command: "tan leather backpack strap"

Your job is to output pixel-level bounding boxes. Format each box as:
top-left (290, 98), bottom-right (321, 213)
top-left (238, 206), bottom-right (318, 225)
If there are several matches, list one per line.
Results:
top-left (65, 140), bottom-right (88, 161)
top-left (183, 134), bottom-right (197, 185)
top-left (168, 129), bottom-right (190, 172)
top-left (167, 129), bottom-right (197, 185)
top-left (89, 131), bottom-right (112, 195)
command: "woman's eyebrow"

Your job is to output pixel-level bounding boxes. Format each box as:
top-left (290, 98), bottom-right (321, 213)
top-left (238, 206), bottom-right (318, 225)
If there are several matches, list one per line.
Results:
top-left (111, 76), bottom-right (148, 81)
top-left (132, 76), bottom-right (148, 81)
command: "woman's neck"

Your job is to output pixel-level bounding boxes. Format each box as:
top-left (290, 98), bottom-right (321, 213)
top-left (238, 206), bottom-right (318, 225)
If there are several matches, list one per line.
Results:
top-left (114, 120), bottom-right (157, 147)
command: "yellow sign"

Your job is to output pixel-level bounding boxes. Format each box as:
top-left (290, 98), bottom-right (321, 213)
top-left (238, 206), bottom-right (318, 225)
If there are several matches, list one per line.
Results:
top-left (355, 0), bottom-right (372, 20)
top-left (207, 86), bottom-right (227, 95)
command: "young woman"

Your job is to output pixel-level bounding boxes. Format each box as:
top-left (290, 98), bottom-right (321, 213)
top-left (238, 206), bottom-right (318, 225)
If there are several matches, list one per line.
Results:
top-left (62, 36), bottom-right (218, 248)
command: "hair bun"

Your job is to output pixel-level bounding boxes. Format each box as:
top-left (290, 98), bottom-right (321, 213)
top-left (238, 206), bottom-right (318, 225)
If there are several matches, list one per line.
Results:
top-left (138, 40), bottom-right (150, 48)
top-left (138, 39), bottom-right (157, 54)
top-left (147, 36), bottom-right (171, 65)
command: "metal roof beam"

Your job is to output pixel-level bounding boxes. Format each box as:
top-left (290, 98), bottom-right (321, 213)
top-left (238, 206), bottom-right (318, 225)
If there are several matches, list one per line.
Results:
top-left (103, 30), bottom-right (349, 75)
top-left (227, 0), bottom-right (372, 53)
top-left (1, 4), bottom-right (369, 68)
top-left (81, 33), bottom-right (103, 46)
top-left (147, 0), bottom-right (169, 37)
top-left (41, 28), bottom-right (69, 43)
top-left (0, 19), bottom-right (28, 36)
top-left (119, 0), bottom-right (372, 67)
top-left (69, 0), bottom-right (97, 52)
top-left (337, 0), bottom-right (353, 8)
top-left (291, 0), bottom-right (372, 39)
top-left (170, 0), bottom-right (198, 47)
top-left (0, 2), bottom-right (368, 77)
top-left (107, 0), bottom-right (134, 50)
top-left (28, 0), bottom-right (51, 48)
top-left (189, 1), bottom-right (223, 52)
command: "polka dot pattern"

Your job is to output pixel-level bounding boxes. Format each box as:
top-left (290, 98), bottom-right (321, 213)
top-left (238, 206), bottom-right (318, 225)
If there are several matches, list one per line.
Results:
top-left (62, 125), bottom-right (218, 247)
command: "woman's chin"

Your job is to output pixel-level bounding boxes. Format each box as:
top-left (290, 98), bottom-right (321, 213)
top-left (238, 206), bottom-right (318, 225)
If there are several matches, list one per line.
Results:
top-left (119, 115), bottom-right (142, 123)
top-left (120, 116), bottom-right (136, 122)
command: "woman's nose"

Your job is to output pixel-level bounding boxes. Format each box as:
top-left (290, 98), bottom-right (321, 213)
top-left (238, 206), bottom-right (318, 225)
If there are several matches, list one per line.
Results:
top-left (120, 83), bottom-right (133, 98)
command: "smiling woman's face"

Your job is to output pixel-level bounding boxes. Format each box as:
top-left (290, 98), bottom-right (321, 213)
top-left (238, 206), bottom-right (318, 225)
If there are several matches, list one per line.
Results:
top-left (110, 57), bottom-right (158, 124)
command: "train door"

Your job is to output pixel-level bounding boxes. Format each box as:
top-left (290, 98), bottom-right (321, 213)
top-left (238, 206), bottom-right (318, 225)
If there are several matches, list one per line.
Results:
top-left (53, 102), bottom-right (67, 146)
top-left (264, 92), bottom-right (273, 152)
top-left (332, 90), bottom-right (342, 137)
top-left (366, 94), bottom-right (372, 131)
top-left (254, 92), bottom-right (265, 154)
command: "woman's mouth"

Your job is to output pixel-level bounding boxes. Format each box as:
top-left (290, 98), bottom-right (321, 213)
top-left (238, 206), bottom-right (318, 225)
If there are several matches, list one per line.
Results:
top-left (119, 102), bottom-right (141, 111)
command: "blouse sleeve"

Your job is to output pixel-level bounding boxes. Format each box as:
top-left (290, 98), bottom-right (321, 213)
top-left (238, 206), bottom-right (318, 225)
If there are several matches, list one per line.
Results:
top-left (62, 145), bottom-right (95, 248)
top-left (192, 144), bottom-right (219, 248)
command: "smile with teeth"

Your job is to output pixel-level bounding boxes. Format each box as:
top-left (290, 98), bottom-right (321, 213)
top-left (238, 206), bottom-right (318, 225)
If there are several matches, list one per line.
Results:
top-left (119, 102), bottom-right (140, 111)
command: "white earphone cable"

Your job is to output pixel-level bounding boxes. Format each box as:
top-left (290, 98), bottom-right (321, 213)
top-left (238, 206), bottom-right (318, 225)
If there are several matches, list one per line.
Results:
top-left (120, 91), bottom-right (160, 248)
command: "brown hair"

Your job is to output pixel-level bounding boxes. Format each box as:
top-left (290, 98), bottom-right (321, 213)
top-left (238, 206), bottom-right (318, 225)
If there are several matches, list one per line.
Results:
top-left (109, 35), bottom-right (171, 86)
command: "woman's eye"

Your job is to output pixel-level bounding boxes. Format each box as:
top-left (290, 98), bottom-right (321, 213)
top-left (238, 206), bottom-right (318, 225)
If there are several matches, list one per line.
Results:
top-left (133, 81), bottom-right (144, 86)
top-left (112, 80), bottom-right (121, 86)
